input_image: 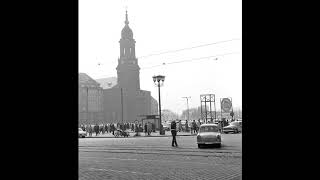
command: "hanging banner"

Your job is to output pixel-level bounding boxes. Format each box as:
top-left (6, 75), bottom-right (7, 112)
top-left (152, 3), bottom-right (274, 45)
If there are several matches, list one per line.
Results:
top-left (221, 98), bottom-right (232, 113)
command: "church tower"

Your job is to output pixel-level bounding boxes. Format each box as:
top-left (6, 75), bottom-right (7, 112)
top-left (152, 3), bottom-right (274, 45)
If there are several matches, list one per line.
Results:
top-left (116, 10), bottom-right (140, 90)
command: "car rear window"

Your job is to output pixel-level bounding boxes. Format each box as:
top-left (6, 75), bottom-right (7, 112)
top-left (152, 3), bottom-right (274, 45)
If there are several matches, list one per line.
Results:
top-left (200, 126), bottom-right (219, 132)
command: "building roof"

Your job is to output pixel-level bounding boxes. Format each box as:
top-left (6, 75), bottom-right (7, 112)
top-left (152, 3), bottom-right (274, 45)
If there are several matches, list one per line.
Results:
top-left (79, 73), bottom-right (100, 87)
top-left (95, 77), bottom-right (118, 89)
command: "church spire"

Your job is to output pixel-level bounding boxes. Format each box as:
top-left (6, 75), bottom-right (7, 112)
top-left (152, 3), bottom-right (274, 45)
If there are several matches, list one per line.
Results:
top-left (125, 10), bottom-right (129, 25)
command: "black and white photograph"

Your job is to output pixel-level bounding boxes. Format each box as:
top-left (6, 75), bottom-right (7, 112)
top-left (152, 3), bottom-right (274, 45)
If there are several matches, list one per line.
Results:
top-left (79, 0), bottom-right (242, 179)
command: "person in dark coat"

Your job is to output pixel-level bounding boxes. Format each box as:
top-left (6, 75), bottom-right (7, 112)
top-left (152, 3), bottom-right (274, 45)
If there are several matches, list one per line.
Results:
top-left (94, 124), bottom-right (99, 136)
top-left (152, 123), bottom-right (155, 132)
top-left (185, 120), bottom-right (189, 132)
top-left (112, 124), bottom-right (115, 135)
top-left (171, 121), bottom-right (178, 147)
top-left (144, 123), bottom-right (148, 136)
top-left (192, 120), bottom-right (197, 134)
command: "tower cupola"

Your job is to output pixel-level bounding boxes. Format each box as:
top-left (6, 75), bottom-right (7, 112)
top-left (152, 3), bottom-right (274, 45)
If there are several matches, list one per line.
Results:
top-left (121, 10), bottom-right (133, 39)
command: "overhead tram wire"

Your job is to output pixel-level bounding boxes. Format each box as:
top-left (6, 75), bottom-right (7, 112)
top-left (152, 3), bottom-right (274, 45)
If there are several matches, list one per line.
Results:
top-left (140, 52), bottom-right (240, 70)
top-left (137, 38), bottom-right (240, 59)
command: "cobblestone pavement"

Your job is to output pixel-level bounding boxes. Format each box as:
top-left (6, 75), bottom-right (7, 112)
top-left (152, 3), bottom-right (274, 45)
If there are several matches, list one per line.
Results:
top-left (79, 134), bottom-right (242, 180)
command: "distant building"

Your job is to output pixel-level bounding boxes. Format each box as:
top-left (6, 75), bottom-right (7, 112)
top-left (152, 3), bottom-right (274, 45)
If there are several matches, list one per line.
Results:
top-left (79, 73), bottom-right (104, 125)
top-left (94, 11), bottom-right (158, 124)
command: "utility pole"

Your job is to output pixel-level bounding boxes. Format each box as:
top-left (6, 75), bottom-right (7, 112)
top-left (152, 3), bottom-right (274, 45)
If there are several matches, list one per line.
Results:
top-left (182, 97), bottom-right (191, 122)
top-left (121, 88), bottom-right (124, 124)
top-left (87, 87), bottom-right (89, 125)
top-left (214, 94), bottom-right (217, 121)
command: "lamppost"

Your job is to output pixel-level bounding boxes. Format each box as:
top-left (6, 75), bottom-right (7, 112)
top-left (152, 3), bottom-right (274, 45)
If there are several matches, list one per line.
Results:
top-left (153, 75), bottom-right (165, 134)
top-left (182, 97), bottom-right (191, 122)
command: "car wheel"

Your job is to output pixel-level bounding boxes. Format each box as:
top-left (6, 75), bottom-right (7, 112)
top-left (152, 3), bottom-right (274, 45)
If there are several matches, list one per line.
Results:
top-left (224, 132), bottom-right (228, 134)
top-left (216, 143), bottom-right (221, 148)
top-left (82, 136), bottom-right (85, 138)
top-left (198, 144), bottom-right (202, 148)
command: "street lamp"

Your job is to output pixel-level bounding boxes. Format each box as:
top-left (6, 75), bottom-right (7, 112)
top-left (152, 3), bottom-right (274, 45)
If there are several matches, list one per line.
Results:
top-left (182, 97), bottom-right (191, 122)
top-left (153, 75), bottom-right (165, 134)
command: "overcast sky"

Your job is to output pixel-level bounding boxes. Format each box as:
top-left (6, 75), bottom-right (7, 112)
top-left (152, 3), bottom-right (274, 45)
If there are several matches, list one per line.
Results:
top-left (79, 0), bottom-right (242, 115)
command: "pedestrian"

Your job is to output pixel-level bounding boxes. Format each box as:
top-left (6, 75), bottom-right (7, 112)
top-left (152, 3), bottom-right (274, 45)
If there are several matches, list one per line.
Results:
top-left (112, 123), bottom-right (115, 135)
top-left (147, 122), bottom-right (152, 135)
top-left (94, 124), bottom-right (99, 136)
top-left (192, 120), bottom-right (197, 134)
top-left (105, 124), bottom-right (108, 134)
top-left (88, 125), bottom-right (93, 137)
top-left (196, 120), bottom-right (201, 133)
top-left (102, 124), bottom-right (105, 134)
top-left (99, 125), bottom-right (103, 134)
top-left (179, 120), bottom-right (182, 132)
top-left (144, 123), bottom-right (148, 136)
top-left (185, 120), bottom-right (189, 132)
top-left (152, 123), bottom-right (155, 133)
top-left (171, 120), bottom-right (178, 147)
top-left (84, 125), bottom-right (88, 136)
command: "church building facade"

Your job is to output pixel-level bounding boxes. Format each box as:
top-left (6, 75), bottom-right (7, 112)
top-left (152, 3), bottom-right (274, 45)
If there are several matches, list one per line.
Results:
top-left (98, 11), bottom-right (158, 124)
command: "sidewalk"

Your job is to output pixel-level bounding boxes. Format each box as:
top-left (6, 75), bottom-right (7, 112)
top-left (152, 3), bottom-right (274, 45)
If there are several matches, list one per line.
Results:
top-left (84, 130), bottom-right (197, 138)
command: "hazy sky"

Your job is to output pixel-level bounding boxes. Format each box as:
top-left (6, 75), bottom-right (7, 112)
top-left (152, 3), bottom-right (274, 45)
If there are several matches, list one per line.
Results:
top-left (79, 0), bottom-right (242, 114)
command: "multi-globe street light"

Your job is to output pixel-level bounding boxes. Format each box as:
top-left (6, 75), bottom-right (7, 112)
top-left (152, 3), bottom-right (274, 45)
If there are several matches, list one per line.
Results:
top-left (153, 75), bottom-right (165, 134)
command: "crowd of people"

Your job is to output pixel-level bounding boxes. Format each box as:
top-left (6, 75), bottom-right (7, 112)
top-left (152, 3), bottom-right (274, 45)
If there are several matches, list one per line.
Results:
top-left (79, 122), bottom-right (157, 137)
top-left (79, 118), bottom-right (235, 137)
top-left (79, 122), bottom-right (135, 137)
top-left (168, 118), bottom-right (233, 134)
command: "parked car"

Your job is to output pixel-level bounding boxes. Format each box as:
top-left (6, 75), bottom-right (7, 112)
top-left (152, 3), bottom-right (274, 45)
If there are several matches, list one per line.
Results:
top-left (197, 124), bottom-right (221, 148)
top-left (223, 121), bottom-right (242, 134)
top-left (78, 128), bottom-right (87, 138)
top-left (163, 124), bottom-right (170, 131)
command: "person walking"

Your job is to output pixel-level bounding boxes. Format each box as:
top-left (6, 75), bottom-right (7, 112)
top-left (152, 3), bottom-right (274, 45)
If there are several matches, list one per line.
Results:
top-left (171, 120), bottom-right (178, 147)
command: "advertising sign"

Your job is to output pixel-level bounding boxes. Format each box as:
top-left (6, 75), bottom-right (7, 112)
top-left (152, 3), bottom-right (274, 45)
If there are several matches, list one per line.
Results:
top-left (221, 98), bottom-right (232, 113)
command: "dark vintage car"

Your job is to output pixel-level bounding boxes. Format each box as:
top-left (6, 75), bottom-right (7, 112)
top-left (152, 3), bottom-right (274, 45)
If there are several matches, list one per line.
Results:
top-left (223, 121), bottom-right (242, 134)
top-left (197, 124), bottom-right (221, 148)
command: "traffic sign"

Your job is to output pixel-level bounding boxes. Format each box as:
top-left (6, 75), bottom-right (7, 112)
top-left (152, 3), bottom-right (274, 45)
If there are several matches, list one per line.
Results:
top-left (221, 98), bottom-right (232, 113)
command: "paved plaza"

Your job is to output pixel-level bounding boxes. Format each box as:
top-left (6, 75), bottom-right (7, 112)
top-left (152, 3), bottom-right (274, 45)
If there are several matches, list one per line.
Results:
top-left (79, 134), bottom-right (242, 180)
